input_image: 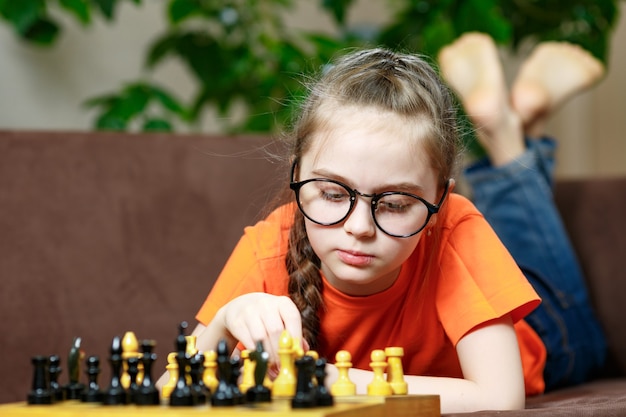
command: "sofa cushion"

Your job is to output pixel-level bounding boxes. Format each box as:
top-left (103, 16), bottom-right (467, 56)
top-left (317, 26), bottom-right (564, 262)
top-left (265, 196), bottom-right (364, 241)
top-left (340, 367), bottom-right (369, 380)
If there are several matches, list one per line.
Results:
top-left (443, 379), bottom-right (626, 416)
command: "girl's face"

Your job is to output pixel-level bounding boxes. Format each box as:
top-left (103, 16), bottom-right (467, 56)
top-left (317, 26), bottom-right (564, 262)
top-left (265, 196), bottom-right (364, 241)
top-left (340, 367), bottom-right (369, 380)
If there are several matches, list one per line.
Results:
top-left (298, 104), bottom-right (440, 296)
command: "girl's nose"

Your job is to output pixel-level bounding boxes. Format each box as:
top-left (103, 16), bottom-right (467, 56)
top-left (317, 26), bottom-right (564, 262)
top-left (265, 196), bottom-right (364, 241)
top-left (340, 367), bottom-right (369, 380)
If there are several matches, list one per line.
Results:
top-left (343, 196), bottom-right (376, 238)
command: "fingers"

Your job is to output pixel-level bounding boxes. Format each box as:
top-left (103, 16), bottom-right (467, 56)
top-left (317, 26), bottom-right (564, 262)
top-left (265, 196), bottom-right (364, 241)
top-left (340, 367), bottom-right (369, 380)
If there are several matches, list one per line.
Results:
top-left (221, 293), bottom-right (303, 365)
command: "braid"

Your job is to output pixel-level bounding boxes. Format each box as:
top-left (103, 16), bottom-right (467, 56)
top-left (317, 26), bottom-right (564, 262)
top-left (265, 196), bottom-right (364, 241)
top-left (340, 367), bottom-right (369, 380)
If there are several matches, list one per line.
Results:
top-left (285, 210), bottom-right (323, 349)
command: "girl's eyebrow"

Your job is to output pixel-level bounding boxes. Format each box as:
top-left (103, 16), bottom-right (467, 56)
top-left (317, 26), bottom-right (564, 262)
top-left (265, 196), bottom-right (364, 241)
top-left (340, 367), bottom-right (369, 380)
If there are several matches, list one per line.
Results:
top-left (310, 168), bottom-right (426, 194)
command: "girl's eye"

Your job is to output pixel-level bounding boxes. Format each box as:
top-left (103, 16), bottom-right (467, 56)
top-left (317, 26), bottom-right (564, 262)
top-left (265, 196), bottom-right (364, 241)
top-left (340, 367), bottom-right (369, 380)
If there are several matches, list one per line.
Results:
top-left (377, 196), bottom-right (416, 213)
top-left (319, 185), bottom-right (350, 202)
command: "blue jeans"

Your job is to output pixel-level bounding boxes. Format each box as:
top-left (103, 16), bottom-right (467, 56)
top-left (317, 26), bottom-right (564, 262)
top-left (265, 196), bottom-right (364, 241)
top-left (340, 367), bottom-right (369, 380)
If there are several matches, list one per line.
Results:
top-left (464, 137), bottom-right (607, 391)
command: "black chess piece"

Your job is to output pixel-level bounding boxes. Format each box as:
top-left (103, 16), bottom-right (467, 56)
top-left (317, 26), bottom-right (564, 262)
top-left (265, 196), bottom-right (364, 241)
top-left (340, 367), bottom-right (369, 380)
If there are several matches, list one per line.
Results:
top-left (189, 354), bottom-right (210, 405)
top-left (48, 355), bottom-right (65, 402)
top-left (230, 357), bottom-right (245, 405)
top-left (102, 336), bottom-right (128, 405)
top-left (27, 356), bottom-right (53, 405)
top-left (292, 355), bottom-right (317, 409)
top-left (64, 337), bottom-right (86, 400)
top-left (314, 358), bottom-right (334, 406)
top-left (126, 356), bottom-right (140, 403)
top-left (246, 341), bottom-right (271, 403)
top-left (135, 339), bottom-right (160, 406)
top-left (81, 355), bottom-right (104, 403)
top-left (170, 322), bottom-right (195, 406)
top-left (211, 339), bottom-right (235, 406)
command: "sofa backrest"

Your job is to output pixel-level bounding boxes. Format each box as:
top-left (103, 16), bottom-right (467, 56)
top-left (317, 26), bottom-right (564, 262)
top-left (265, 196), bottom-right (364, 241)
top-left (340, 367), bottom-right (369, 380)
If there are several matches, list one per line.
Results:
top-left (0, 130), bottom-right (624, 404)
top-left (0, 130), bottom-right (286, 403)
top-left (555, 178), bottom-right (626, 377)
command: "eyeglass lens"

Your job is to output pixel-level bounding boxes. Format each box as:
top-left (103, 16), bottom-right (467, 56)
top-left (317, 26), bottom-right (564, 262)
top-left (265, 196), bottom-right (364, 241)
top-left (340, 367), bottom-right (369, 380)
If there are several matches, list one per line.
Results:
top-left (296, 179), bottom-right (430, 237)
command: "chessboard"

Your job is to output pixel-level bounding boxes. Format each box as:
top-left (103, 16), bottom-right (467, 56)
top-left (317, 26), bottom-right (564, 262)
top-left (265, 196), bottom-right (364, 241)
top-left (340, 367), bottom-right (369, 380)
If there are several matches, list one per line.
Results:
top-left (12, 323), bottom-right (441, 417)
top-left (0, 395), bottom-right (440, 417)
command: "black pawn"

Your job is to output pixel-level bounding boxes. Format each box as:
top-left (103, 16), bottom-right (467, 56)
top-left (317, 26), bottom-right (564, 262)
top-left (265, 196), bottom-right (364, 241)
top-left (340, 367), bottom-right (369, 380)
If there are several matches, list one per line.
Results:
top-left (48, 355), bottom-right (65, 402)
top-left (64, 337), bottom-right (86, 400)
top-left (102, 336), bottom-right (128, 405)
top-left (170, 322), bottom-right (194, 406)
top-left (189, 354), bottom-right (210, 405)
top-left (81, 355), bottom-right (103, 403)
top-left (314, 358), bottom-right (334, 406)
top-left (211, 339), bottom-right (234, 406)
top-left (291, 355), bottom-right (316, 409)
top-left (27, 356), bottom-right (53, 405)
top-left (126, 356), bottom-right (140, 403)
top-left (135, 340), bottom-right (160, 406)
top-left (246, 341), bottom-right (271, 403)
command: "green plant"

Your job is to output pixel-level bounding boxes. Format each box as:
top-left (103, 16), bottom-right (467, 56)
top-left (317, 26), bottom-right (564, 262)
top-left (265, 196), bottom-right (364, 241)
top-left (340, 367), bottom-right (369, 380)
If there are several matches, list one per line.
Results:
top-left (0, 0), bottom-right (622, 133)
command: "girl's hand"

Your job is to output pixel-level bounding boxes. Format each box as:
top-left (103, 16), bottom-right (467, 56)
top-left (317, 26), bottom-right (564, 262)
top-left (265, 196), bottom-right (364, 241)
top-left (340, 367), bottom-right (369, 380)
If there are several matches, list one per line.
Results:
top-left (215, 292), bottom-right (305, 365)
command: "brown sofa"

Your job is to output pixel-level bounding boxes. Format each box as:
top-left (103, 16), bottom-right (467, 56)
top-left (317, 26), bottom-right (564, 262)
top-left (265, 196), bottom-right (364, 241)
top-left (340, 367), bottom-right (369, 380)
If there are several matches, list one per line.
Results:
top-left (1, 130), bottom-right (625, 416)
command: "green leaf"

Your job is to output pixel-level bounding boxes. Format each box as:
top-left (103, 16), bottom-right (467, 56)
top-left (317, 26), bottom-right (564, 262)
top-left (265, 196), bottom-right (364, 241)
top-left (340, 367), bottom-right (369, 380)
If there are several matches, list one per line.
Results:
top-left (0, 0), bottom-right (45, 34)
top-left (59, 0), bottom-right (91, 25)
top-left (455, 0), bottom-right (511, 44)
top-left (145, 32), bottom-right (179, 68)
top-left (23, 18), bottom-right (60, 45)
top-left (91, 0), bottom-right (116, 19)
top-left (142, 118), bottom-right (173, 132)
top-left (320, 0), bottom-right (355, 26)
top-left (95, 111), bottom-right (127, 130)
top-left (150, 85), bottom-right (186, 116)
top-left (168, 0), bottom-right (200, 24)
top-left (114, 83), bottom-right (151, 117)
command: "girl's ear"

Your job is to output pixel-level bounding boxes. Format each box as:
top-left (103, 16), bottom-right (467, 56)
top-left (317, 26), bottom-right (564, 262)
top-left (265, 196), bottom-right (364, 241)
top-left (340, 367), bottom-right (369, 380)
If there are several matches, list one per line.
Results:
top-left (448, 178), bottom-right (456, 193)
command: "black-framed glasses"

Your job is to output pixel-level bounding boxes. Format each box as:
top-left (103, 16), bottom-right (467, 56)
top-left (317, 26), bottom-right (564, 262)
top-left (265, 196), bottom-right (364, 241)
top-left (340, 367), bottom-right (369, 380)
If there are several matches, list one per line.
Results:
top-left (289, 162), bottom-right (451, 238)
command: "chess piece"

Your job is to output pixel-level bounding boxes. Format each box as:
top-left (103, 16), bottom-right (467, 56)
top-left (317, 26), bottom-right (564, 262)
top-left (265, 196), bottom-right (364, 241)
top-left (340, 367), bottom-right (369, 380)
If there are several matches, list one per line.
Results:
top-left (202, 350), bottom-right (219, 393)
top-left (121, 331), bottom-right (140, 389)
top-left (367, 349), bottom-right (392, 396)
top-left (385, 347), bottom-right (408, 395)
top-left (102, 335), bottom-right (129, 405)
top-left (27, 356), bottom-right (53, 404)
top-left (230, 357), bottom-right (245, 404)
top-left (135, 340), bottom-right (160, 406)
top-left (48, 355), bottom-right (65, 402)
top-left (314, 358), bottom-right (334, 406)
top-left (170, 322), bottom-right (195, 406)
top-left (189, 354), bottom-right (210, 405)
top-left (239, 349), bottom-right (255, 394)
top-left (330, 350), bottom-right (356, 396)
top-left (81, 355), bottom-right (103, 403)
top-left (246, 341), bottom-right (271, 403)
top-left (272, 330), bottom-right (296, 397)
top-left (126, 356), bottom-right (140, 403)
top-left (292, 355), bottom-right (316, 408)
top-left (64, 337), bottom-right (86, 400)
top-left (211, 339), bottom-right (235, 406)
top-left (162, 352), bottom-right (178, 399)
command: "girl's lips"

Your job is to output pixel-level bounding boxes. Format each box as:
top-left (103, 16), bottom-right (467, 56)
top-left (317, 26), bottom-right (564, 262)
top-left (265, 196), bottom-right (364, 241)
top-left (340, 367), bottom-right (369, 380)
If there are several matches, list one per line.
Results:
top-left (337, 249), bottom-right (373, 266)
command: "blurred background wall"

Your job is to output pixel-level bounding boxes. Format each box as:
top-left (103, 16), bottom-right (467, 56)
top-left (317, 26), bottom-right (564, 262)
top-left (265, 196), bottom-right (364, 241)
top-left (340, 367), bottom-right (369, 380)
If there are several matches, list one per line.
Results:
top-left (0, 1), bottom-right (623, 178)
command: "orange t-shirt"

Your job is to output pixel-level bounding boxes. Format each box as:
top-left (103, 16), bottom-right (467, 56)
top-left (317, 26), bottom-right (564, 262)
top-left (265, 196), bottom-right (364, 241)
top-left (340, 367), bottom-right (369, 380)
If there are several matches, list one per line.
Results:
top-left (196, 194), bottom-right (547, 395)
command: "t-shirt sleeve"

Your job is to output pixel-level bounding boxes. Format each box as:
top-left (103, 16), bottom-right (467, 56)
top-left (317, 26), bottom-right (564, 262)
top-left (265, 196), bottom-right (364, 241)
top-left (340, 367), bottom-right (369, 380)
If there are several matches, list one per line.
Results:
top-left (195, 231), bottom-right (267, 325)
top-left (195, 207), bottom-right (292, 325)
top-left (436, 211), bottom-right (541, 346)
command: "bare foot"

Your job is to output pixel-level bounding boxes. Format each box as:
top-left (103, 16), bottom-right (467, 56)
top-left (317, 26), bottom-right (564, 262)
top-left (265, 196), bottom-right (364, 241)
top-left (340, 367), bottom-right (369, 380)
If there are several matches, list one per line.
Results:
top-left (511, 42), bottom-right (605, 137)
top-left (438, 33), bottom-right (524, 166)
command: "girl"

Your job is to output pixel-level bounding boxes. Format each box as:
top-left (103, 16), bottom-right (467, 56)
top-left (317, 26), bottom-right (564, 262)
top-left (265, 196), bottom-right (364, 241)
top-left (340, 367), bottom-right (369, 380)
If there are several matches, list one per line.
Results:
top-left (177, 35), bottom-right (606, 413)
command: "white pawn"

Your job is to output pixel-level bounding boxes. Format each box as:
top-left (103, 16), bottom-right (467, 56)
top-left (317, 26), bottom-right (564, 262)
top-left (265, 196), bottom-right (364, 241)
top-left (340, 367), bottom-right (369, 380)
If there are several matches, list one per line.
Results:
top-left (330, 350), bottom-right (356, 396)
top-left (367, 349), bottom-right (392, 396)
top-left (161, 352), bottom-right (178, 399)
top-left (202, 350), bottom-right (219, 393)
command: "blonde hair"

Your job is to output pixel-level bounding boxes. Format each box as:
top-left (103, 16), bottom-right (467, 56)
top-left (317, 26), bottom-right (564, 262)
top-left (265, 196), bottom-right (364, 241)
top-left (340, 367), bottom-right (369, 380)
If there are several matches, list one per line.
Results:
top-left (285, 48), bottom-right (460, 348)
